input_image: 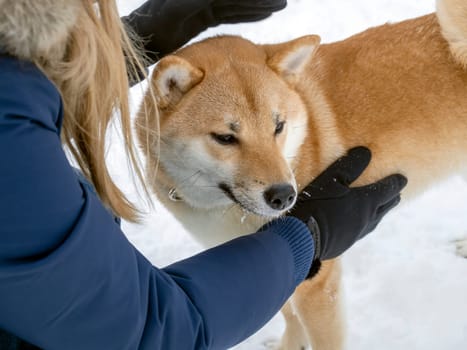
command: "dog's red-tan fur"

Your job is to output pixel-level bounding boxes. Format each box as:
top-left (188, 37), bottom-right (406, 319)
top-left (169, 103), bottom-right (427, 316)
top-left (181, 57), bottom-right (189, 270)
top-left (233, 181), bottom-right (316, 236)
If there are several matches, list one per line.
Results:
top-left (137, 1), bottom-right (467, 348)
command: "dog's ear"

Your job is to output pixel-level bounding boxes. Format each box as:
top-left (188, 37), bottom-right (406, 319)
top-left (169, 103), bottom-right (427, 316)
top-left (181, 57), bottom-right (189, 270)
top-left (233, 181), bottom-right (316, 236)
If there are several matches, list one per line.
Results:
top-left (150, 55), bottom-right (204, 109)
top-left (263, 35), bottom-right (321, 81)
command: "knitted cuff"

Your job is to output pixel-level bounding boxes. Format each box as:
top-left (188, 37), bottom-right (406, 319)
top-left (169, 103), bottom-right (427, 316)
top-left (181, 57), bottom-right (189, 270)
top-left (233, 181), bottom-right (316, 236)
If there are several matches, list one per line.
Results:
top-left (264, 217), bottom-right (315, 285)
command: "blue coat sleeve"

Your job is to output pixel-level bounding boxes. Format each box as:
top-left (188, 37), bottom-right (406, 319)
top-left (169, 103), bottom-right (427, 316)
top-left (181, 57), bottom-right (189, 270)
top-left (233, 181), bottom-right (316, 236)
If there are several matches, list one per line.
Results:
top-left (0, 56), bottom-right (314, 350)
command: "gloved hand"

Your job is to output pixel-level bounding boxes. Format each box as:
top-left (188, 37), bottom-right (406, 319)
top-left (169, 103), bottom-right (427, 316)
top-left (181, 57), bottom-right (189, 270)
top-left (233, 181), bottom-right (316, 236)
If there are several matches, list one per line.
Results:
top-left (289, 147), bottom-right (407, 273)
top-left (123, 0), bottom-right (287, 61)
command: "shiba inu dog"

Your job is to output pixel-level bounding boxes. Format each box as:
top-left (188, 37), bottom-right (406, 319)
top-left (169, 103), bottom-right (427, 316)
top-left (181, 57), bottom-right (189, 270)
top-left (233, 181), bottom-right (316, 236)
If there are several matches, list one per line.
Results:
top-left (136, 0), bottom-right (467, 348)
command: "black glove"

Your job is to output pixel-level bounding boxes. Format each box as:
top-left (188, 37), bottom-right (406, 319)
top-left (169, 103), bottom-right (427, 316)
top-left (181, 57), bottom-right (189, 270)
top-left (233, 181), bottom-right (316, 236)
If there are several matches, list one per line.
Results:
top-left (123, 0), bottom-right (287, 62)
top-left (289, 147), bottom-right (407, 269)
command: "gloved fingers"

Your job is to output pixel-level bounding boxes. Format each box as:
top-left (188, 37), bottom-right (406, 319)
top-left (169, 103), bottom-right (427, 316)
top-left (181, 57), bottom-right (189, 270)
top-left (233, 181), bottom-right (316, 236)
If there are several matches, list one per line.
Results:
top-left (359, 173), bottom-right (407, 205)
top-left (357, 194), bottom-right (401, 241)
top-left (312, 147), bottom-right (372, 190)
top-left (212, 7), bottom-right (276, 21)
top-left (297, 147), bottom-right (371, 198)
top-left (213, 0), bottom-right (287, 11)
top-left (134, 1), bottom-right (209, 23)
top-left (212, 0), bottom-right (287, 21)
top-left (376, 193), bottom-right (401, 217)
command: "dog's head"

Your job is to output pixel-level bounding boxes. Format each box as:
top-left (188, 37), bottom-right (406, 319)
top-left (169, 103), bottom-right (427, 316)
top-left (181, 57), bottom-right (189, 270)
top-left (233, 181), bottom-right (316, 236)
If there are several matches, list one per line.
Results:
top-left (139, 35), bottom-right (320, 218)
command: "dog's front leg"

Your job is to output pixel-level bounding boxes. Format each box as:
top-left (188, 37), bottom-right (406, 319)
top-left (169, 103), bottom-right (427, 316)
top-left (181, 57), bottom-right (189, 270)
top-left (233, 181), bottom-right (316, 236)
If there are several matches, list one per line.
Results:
top-left (275, 300), bottom-right (309, 350)
top-left (287, 259), bottom-right (344, 350)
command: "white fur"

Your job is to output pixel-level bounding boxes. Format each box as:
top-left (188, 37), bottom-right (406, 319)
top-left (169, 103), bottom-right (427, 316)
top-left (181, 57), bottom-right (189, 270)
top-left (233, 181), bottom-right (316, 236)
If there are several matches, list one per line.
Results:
top-left (283, 111), bottom-right (308, 171)
top-left (436, 0), bottom-right (467, 66)
top-left (280, 45), bottom-right (317, 75)
top-left (158, 66), bottom-right (195, 96)
top-left (159, 139), bottom-right (233, 209)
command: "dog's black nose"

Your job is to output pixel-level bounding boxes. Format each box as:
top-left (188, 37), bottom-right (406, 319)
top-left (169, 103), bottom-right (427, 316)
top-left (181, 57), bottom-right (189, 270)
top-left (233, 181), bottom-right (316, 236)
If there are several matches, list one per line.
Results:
top-left (264, 184), bottom-right (296, 211)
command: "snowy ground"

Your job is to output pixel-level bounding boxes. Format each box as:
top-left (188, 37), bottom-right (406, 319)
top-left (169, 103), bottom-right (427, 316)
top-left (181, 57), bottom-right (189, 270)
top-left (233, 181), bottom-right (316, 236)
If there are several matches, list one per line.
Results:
top-left (115, 1), bottom-right (467, 349)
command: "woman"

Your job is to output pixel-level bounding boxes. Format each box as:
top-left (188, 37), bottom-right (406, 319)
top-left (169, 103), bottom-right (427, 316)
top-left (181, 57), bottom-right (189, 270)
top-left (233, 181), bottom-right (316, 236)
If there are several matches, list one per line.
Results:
top-left (0, 0), bottom-right (406, 349)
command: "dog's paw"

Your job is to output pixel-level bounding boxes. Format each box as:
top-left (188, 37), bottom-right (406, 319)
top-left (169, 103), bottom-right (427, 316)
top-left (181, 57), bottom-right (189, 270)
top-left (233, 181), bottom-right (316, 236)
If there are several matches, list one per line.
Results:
top-left (455, 238), bottom-right (467, 258)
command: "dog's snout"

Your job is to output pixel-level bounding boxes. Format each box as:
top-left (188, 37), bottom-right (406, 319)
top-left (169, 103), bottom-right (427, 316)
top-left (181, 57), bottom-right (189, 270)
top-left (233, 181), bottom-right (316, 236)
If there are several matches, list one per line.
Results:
top-left (263, 184), bottom-right (296, 211)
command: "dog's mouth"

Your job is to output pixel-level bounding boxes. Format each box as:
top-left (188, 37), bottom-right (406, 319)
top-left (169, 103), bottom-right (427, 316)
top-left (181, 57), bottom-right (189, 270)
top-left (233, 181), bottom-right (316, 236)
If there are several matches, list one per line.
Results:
top-left (219, 183), bottom-right (242, 206)
top-left (218, 182), bottom-right (290, 217)
top-left (218, 183), bottom-right (261, 216)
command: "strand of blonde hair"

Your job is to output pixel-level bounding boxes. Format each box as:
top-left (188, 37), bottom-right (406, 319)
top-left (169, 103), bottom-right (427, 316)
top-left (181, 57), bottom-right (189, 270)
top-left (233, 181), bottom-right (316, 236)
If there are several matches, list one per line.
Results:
top-left (38, 0), bottom-right (159, 222)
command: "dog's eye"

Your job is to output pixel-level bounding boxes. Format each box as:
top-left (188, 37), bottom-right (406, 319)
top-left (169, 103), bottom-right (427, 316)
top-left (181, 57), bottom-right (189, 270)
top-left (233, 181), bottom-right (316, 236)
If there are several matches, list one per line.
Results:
top-left (275, 121), bottom-right (285, 135)
top-left (211, 133), bottom-right (238, 145)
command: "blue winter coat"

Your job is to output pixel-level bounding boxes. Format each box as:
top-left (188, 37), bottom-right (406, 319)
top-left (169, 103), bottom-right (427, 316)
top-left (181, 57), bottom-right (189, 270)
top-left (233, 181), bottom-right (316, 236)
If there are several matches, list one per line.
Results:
top-left (0, 55), bottom-right (314, 350)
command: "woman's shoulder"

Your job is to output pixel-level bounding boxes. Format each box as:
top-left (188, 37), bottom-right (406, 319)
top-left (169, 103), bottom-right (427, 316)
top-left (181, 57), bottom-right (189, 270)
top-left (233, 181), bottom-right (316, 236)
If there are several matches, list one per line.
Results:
top-left (0, 55), bottom-right (59, 95)
top-left (0, 55), bottom-right (62, 129)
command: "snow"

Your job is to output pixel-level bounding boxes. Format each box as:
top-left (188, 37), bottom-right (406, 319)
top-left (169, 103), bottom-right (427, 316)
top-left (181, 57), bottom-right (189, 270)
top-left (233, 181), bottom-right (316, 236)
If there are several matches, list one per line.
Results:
top-left (114, 1), bottom-right (467, 349)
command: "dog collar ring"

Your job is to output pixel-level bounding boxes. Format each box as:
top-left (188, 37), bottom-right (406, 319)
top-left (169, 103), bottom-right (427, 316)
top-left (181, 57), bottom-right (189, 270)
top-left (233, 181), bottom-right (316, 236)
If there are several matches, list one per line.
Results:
top-left (168, 187), bottom-right (183, 201)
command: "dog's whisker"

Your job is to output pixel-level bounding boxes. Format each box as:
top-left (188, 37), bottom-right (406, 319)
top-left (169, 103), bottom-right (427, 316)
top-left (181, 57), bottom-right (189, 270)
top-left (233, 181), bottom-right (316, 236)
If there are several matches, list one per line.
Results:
top-left (193, 184), bottom-right (222, 189)
top-left (176, 170), bottom-right (202, 191)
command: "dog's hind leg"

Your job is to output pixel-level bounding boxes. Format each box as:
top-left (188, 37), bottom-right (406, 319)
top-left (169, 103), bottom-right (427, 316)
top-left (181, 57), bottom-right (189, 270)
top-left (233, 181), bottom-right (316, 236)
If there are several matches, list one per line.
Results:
top-left (289, 259), bottom-right (345, 350)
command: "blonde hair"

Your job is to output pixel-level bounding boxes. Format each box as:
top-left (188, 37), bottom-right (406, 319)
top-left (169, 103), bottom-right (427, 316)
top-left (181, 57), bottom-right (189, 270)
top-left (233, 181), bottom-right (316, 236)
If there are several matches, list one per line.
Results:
top-left (38, 0), bottom-right (154, 222)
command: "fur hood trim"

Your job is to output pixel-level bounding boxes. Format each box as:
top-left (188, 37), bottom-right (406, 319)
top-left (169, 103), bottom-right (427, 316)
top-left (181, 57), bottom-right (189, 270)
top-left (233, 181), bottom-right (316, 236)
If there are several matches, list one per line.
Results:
top-left (0, 0), bottom-right (81, 60)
